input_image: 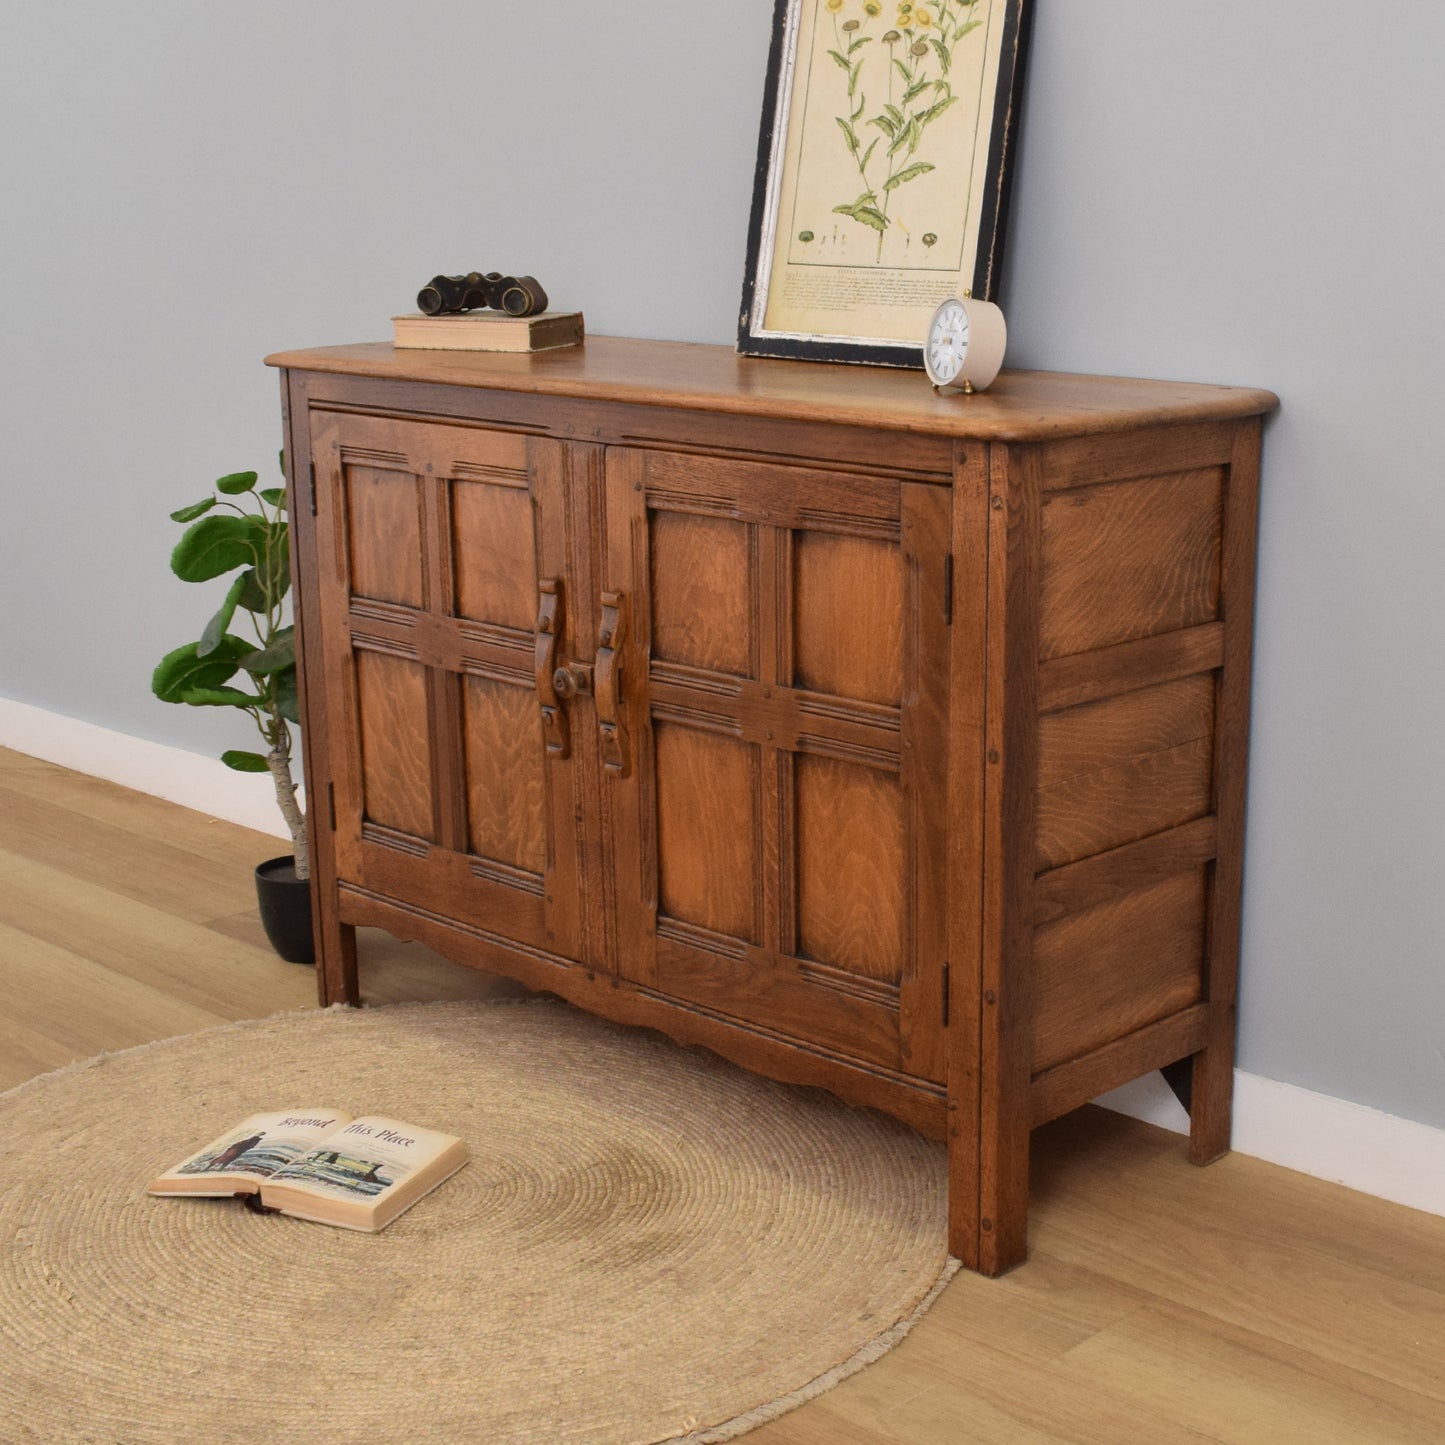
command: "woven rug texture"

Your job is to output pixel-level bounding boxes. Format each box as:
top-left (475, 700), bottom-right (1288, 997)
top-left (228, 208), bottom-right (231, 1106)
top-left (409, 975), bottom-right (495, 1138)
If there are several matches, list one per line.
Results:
top-left (0, 999), bottom-right (951, 1444)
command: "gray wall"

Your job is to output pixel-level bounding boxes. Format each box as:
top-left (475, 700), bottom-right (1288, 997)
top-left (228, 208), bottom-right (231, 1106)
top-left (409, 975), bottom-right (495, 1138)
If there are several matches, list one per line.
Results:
top-left (2, 3), bottom-right (1441, 1128)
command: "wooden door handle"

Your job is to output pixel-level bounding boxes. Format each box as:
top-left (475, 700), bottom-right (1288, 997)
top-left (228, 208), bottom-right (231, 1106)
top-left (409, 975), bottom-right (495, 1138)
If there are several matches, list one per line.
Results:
top-left (535, 579), bottom-right (569, 759)
top-left (595, 591), bottom-right (630, 777)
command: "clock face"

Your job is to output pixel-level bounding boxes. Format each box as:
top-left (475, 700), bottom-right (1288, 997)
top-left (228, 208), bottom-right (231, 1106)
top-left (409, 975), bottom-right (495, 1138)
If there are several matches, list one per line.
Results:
top-left (927, 299), bottom-right (970, 385)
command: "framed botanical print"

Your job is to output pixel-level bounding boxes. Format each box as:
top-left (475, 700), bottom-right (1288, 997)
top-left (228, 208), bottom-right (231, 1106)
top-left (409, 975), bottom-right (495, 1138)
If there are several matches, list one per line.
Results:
top-left (738, 0), bottom-right (1030, 367)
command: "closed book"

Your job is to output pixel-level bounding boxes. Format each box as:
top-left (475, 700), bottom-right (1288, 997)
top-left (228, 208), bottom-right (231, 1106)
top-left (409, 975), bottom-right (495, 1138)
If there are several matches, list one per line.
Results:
top-left (393, 310), bottom-right (584, 353)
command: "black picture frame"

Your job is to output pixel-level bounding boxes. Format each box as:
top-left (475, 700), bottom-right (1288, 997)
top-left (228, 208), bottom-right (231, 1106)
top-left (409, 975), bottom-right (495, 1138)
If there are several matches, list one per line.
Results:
top-left (738, 0), bottom-right (1031, 368)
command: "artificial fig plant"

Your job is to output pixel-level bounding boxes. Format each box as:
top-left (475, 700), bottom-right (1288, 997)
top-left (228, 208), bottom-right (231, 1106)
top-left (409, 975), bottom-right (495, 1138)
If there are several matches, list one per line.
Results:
top-left (151, 456), bottom-right (307, 878)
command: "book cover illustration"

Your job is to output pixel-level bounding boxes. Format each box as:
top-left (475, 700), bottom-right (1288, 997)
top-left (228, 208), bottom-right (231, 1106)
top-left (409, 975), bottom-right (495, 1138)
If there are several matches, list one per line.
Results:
top-left (173, 1112), bottom-right (348, 1181)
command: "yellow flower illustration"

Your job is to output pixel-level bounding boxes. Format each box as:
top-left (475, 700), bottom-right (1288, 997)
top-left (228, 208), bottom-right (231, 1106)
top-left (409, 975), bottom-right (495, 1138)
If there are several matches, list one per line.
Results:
top-left (826, 0), bottom-right (843, 11)
top-left (864, 0), bottom-right (881, 14)
top-left (914, 7), bottom-right (933, 27)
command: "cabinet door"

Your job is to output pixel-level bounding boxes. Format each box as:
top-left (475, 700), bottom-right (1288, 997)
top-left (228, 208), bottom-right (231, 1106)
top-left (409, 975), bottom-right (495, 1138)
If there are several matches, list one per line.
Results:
top-left (309, 411), bottom-right (583, 961)
top-left (602, 449), bottom-right (951, 1082)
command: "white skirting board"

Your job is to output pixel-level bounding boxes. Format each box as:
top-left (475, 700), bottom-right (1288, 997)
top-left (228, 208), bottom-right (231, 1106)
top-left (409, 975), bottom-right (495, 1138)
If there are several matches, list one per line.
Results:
top-left (3, 695), bottom-right (1442, 1220)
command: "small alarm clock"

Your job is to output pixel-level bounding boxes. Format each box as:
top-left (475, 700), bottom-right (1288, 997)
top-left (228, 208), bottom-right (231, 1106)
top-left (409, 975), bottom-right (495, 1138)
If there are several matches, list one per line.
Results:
top-left (923, 293), bottom-right (1007, 393)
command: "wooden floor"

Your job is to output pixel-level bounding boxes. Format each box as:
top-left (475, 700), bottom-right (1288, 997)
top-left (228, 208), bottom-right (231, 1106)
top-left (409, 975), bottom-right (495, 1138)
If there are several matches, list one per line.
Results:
top-left (3, 746), bottom-right (1443, 1443)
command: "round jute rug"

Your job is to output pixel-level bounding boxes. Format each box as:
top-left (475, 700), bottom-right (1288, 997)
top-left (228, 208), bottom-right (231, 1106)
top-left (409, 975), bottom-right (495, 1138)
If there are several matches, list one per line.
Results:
top-left (0, 1000), bottom-right (952, 1444)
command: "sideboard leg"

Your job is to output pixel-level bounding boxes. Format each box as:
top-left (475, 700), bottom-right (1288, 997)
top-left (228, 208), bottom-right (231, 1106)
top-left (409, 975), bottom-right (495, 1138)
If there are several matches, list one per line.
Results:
top-left (1187, 1006), bottom-right (1237, 1165)
top-left (315, 917), bottom-right (360, 1008)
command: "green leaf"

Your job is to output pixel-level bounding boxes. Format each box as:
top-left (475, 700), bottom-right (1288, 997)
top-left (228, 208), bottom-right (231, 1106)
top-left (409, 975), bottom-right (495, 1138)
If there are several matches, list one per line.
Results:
top-left (275, 669), bottom-right (301, 725)
top-left (860, 137), bottom-right (879, 171)
top-left (170, 514), bottom-right (265, 583)
top-left (852, 206), bottom-right (889, 234)
top-left (847, 36), bottom-right (873, 55)
top-left (885, 161), bottom-right (935, 190)
top-left (198, 574), bottom-right (248, 657)
top-left (259, 488), bottom-right (287, 508)
top-left (903, 78), bottom-right (930, 104)
top-left (178, 685), bottom-right (261, 708)
top-left (868, 114), bottom-right (898, 139)
top-left (240, 628), bottom-right (296, 676)
top-left (215, 471), bottom-right (258, 495)
top-left (885, 103), bottom-right (906, 127)
top-left (169, 498), bottom-right (216, 523)
top-left (851, 91), bottom-right (865, 121)
top-left (829, 48), bottom-right (851, 70)
top-left (930, 37), bottom-right (952, 74)
top-left (848, 61), bottom-right (862, 97)
top-left (222, 750), bottom-right (271, 773)
top-left (151, 636), bottom-right (251, 704)
top-left (894, 58), bottom-right (912, 86)
top-left (836, 116), bottom-right (860, 153)
top-left (919, 95), bottom-right (958, 127)
top-left (953, 20), bottom-right (981, 43)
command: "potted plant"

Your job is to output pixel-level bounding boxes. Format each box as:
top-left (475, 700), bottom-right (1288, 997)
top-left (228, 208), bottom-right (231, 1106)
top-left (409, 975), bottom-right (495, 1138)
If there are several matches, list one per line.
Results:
top-left (151, 458), bottom-right (312, 962)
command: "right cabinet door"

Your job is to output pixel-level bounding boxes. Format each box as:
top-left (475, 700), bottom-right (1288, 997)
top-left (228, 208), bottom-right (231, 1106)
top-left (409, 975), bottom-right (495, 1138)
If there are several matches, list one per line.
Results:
top-left (603, 448), bottom-right (952, 1082)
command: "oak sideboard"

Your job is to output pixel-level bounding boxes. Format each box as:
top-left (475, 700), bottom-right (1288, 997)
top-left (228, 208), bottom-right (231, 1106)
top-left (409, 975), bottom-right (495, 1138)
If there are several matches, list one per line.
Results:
top-left (266, 336), bottom-right (1276, 1274)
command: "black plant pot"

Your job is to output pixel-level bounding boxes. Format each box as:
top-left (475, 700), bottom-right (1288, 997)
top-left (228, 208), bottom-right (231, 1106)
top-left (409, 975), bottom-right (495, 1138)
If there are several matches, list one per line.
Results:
top-left (255, 855), bottom-right (315, 964)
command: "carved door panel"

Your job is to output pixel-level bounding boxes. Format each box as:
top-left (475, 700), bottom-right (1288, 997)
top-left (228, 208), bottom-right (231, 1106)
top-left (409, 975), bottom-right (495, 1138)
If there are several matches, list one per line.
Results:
top-left (603, 449), bottom-right (951, 1082)
top-left (309, 411), bottom-right (583, 961)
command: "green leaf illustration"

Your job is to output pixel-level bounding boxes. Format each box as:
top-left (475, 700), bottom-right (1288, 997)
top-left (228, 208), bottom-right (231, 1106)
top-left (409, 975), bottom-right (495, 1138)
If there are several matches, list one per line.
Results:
top-left (852, 206), bottom-right (889, 234)
top-left (869, 114), bottom-right (899, 139)
top-left (930, 38), bottom-right (952, 74)
top-left (836, 116), bottom-right (861, 154)
top-left (829, 49), bottom-right (851, 70)
top-left (953, 21), bottom-right (981, 43)
top-left (894, 58), bottom-right (912, 86)
top-left (847, 36), bottom-right (873, 55)
top-left (860, 137), bottom-right (879, 170)
top-left (903, 78), bottom-right (930, 104)
top-left (884, 161), bottom-right (935, 190)
top-left (919, 95), bottom-right (958, 127)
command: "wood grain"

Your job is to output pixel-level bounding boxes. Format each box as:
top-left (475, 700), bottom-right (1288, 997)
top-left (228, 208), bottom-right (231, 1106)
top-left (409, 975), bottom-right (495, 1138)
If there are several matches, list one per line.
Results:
top-left (265, 337), bottom-right (1279, 443)
top-left (352, 649), bottom-right (432, 841)
top-left (1032, 870), bottom-right (1208, 1073)
top-left (796, 754), bottom-right (904, 984)
top-left (1040, 469), bottom-right (1222, 659)
top-left (1036, 674), bottom-right (1216, 870)
top-left (345, 464), bottom-right (424, 607)
top-left (451, 478), bottom-right (536, 630)
top-left (648, 510), bottom-right (753, 675)
top-left (654, 723), bottom-right (757, 942)
top-left (793, 531), bottom-right (904, 706)
top-left (462, 676), bottom-right (546, 873)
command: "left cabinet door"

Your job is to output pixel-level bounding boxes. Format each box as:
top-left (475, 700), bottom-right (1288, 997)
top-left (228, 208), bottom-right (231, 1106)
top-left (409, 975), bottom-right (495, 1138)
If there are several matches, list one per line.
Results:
top-left (308, 411), bottom-right (584, 962)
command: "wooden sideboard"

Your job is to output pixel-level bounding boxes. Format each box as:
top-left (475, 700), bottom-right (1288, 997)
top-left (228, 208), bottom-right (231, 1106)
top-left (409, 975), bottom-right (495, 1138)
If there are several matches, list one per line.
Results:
top-left (266, 337), bottom-right (1276, 1275)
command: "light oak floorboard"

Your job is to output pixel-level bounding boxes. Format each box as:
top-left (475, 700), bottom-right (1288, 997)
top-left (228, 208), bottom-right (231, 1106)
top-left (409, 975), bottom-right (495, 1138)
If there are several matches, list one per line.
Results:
top-left (3, 747), bottom-right (1443, 1443)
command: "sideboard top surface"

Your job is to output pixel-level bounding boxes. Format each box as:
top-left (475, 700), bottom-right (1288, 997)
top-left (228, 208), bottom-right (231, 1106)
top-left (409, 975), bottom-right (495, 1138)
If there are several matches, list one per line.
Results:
top-left (265, 336), bottom-right (1277, 443)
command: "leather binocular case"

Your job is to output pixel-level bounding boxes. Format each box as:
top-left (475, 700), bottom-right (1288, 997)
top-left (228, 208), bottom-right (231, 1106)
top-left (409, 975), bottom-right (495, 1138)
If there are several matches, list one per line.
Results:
top-left (416, 273), bottom-right (549, 318)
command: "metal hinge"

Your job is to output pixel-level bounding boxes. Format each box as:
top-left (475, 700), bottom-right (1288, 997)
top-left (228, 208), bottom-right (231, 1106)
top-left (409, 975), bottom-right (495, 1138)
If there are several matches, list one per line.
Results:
top-left (943, 555), bottom-right (953, 626)
top-left (327, 781), bottom-right (337, 830)
top-left (941, 961), bottom-right (950, 1027)
top-left (309, 460), bottom-right (318, 516)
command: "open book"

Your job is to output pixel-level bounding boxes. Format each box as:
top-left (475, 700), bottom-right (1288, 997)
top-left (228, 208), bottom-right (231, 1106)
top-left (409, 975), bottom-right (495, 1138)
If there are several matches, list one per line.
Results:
top-left (147, 1110), bottom-right (468, 1233)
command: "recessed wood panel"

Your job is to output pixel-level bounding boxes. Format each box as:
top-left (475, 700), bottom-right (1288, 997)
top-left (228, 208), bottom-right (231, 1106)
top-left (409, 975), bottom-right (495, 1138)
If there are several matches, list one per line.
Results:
top-left (452, 481), bottom-right (535, 630)
top-left (346, 466), bottom-right (423, 607)
top-left (1037, 675), bottom-right (1216, 871)
top-left (1040, 469), bottom-right (1222, 659)
top-left (650, 512), bottom-right (752, 676)
top-left (655, 724), bottom-right (756, 941)
top-left (1032, 869), bottom-right (1208, 1073)
top-left (462, 676), bottom-right (545, 872)
top-left (796, 755), bottom-right (904, 983)
top-left (794, 532), bottom-right (903, 705)
top-left (353, 650), bottom-right (431, 840)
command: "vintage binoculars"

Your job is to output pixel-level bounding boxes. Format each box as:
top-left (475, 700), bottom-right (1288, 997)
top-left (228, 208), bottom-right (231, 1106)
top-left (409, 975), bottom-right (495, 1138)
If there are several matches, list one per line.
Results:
top-left (416, 272), bottom-right (549, 318)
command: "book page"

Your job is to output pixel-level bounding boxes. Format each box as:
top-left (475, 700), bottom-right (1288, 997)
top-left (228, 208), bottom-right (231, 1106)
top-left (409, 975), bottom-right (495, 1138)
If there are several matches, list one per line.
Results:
top-left (264, 1116), bottom-right (463, 1204)
top-left (151, 1109), bottom-right (352, 1187)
